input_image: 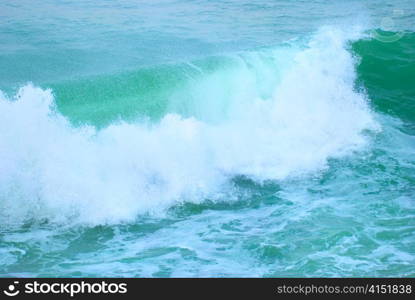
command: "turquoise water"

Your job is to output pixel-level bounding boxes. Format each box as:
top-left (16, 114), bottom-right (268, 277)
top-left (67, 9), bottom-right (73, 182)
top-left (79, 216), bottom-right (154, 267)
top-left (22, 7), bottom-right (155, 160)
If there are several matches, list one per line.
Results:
top-left (0, 0), bottom-right (414, 277)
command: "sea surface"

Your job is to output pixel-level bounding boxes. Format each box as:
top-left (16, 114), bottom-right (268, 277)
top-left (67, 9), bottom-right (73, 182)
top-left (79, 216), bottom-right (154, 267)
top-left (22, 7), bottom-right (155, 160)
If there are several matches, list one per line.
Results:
top-left (0, 0), bottom-right (414, 277)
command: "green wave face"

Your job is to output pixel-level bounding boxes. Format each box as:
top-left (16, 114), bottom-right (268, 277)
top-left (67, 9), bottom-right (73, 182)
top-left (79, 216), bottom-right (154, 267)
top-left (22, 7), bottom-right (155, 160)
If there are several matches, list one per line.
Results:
top-left (48, 32), bottom-right (415, 129)
top-left (353, 32), bottom-right (415, 124)
top-left (47, 48), bottom-right (294, 128)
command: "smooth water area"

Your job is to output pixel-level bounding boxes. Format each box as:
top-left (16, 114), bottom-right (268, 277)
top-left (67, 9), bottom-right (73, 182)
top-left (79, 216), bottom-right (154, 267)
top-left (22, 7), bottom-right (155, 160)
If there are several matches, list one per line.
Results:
top-left (0, 0), bottom-right (414, 277)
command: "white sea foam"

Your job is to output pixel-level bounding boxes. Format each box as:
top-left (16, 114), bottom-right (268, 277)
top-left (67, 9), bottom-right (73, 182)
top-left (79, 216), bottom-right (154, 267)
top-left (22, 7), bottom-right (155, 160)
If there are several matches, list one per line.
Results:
top-left (0, 28), bottom-right (379, 225)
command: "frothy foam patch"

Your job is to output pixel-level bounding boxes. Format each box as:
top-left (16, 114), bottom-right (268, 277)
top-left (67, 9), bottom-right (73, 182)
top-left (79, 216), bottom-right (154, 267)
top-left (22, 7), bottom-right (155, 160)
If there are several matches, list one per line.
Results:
top-left (0, 28), bottom-right (379, 225)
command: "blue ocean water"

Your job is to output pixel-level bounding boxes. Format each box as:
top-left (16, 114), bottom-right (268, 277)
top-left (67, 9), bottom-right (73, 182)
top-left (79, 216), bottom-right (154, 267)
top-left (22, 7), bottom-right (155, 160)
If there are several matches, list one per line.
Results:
top-left (0, 0), bottom-right (414, 277)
